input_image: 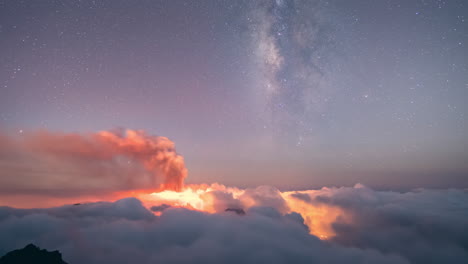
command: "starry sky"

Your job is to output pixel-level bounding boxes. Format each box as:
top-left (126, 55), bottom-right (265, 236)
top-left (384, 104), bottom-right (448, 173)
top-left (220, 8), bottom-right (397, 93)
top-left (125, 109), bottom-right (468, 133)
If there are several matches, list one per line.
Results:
top-left (0, 0), bottom-right (466, 190)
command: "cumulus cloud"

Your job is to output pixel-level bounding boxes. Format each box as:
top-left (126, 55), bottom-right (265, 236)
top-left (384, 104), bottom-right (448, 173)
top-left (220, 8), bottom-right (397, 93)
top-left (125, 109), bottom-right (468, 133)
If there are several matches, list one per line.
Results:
top-left (1, 185), bottom-right (466, 264)
top-left (0, 129), bottom-right (187, 199)
top-left (0, 128), bottom-right (466, 263)
top-left (0, 197), bottom-right (408, 264)
top-left (145, 183), bottom-right (468, 263)
top-left (285, 184), bottom-right (468, 264)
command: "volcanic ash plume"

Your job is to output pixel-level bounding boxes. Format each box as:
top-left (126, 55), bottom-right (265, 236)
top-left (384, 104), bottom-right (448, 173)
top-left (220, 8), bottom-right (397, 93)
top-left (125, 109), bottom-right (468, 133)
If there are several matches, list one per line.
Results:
top-left (97, 129), bottom-right (188, 191)
top-left (0, 129), bottom-right (188, 199)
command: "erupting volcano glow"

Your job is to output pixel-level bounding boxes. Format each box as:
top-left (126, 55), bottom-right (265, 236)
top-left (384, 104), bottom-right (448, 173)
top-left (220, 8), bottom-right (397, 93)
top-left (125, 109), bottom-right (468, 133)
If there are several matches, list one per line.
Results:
top-left (0, 127), bottom-right (349, 239)
top-left (149, 187), bottom-right (208, 210)
top-left (1, 0), bottom-right (466, 262)
top-left (137, 184), bottom-right (349, 239)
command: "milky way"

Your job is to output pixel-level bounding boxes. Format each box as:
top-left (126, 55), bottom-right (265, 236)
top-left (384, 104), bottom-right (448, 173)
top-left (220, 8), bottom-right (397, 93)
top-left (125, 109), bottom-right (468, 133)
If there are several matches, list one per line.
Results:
top-left (0, 2), bottom-right (467, 262)
top-left (250, 0), bottom-right (335, 142)
top-left (0, 0), bottom-right (467, 189)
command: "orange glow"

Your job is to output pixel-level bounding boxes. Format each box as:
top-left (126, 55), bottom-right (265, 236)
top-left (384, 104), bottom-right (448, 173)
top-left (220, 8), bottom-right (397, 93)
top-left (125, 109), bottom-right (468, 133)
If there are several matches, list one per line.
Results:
top-left (97, 129), bottom-right (187, 191)
top-left (0, 184), bottom-right (349, 240)
top-left (147, 187), bottom-right (207, 211)
top-left (0, 128), bottom-right (348, 239)
top-left (132, 184), bottom-right (349, 240)
top-left (282, 190), bottom-right (348, 239)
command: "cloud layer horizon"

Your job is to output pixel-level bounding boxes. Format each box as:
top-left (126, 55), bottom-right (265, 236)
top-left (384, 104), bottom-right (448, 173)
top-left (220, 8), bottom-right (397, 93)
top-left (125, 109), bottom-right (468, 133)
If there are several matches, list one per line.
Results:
top-left (1, 185), bottom-right (467, 264)
top-left (1, 128), bottom-right (467, 263)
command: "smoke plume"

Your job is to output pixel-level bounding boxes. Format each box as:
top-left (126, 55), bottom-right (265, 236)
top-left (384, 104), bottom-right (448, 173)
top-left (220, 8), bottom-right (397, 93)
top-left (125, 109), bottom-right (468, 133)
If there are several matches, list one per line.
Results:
top-left (1, 128), bottom-right (467, 263)
top-left (0, 129), bottom-right (187, 199)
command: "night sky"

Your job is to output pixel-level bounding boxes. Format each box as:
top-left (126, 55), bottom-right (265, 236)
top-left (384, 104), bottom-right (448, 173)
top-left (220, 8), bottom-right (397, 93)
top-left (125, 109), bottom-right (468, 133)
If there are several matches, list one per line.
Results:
top-left (1, 0), bottom-right (467, 190)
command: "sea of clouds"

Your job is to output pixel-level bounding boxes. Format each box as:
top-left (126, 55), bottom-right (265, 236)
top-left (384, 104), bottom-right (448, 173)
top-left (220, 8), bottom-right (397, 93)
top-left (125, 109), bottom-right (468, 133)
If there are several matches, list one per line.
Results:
top-left (1, 185), bottom-right (467, 264)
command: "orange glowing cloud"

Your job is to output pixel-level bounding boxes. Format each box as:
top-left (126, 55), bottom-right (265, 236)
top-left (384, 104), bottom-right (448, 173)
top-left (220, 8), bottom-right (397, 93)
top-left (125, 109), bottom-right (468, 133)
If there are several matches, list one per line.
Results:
top-left (0, 128), bottom-right (347, 240)
top-left (138, 183), bottom-right (349, 239)
top-left (0, 128), bottom-right (187, 205)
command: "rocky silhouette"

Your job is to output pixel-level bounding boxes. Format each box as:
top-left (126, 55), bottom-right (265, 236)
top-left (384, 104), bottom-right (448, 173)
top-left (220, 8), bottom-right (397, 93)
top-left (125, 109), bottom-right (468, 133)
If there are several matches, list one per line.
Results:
top-left (225, 208), bottom-right (246, 215)
top-left (0, 244), bottom-right (68, 264)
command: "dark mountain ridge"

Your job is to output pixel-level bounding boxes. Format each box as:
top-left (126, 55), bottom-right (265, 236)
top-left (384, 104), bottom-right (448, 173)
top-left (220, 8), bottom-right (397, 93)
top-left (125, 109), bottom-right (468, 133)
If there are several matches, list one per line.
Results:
top-left (0, 244), bottom-right (68, 264)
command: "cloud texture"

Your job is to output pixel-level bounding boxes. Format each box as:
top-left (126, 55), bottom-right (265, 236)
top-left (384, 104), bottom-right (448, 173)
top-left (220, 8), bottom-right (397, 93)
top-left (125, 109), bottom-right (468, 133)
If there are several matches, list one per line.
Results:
top-left (0, 129), bottom-right (187, 199)
top-left (0, 128), bottom-right (466, 263)
top-left (1, 185), bottom-right (467, 264)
